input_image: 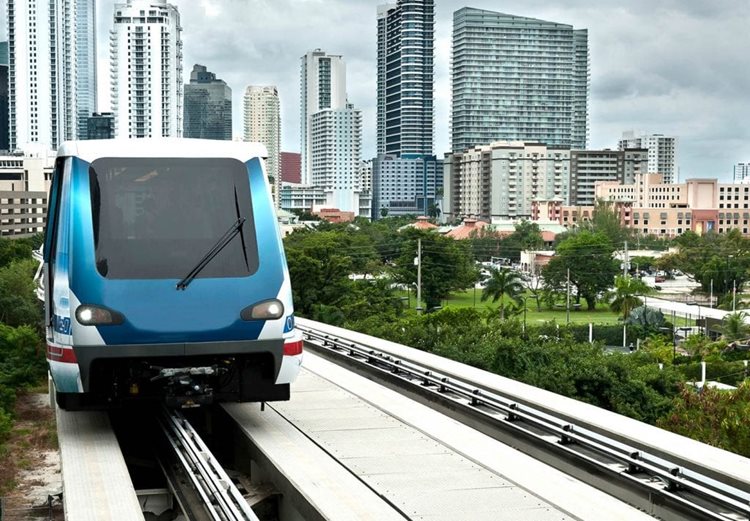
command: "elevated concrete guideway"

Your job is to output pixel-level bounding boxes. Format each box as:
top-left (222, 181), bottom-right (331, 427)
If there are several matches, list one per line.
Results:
top-left (57, 409), bottom-right (144, 521)
top-left (225, 351), bottom-right (653, 520)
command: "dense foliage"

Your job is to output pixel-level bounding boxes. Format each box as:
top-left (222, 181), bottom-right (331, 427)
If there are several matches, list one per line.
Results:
top-left (346, 309), bottom-right (680, 424)
top-left (0, 236), bottom-right (47, 446)
top-left (658, 383), bottom-right (750, 455)
top-left (660, 229), bottom-right (750, 301)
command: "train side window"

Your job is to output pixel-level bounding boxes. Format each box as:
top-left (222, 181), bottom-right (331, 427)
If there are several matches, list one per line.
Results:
top-left (43, 157), bottom-right (66, 262)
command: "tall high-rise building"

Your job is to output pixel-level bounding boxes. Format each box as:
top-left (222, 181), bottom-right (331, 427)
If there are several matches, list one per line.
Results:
top-left (0, 42), bottom-right (8, 151)
top-left (450, 8), bottom-right (589, 153)
top-left (734, 163), bottom-right (750, 184)
top-left (243, 85), bottom-right (280, 205)
top-left (377, 0), bottom-right (434, 156)
top-left (183, 64), bottom-right (232, 140)
top-left (300, 49), bottom-right (347, 185)
top-left (618, 131), bottom-right (678, 183)
top-left (75, 0), bottom-right (97, 140)
top-left (7, 0), bottom-right (82, 151)
top-left (110, 0), bottom-right (183, 139)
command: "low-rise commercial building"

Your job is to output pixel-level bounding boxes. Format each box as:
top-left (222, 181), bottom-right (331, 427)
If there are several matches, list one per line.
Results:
top-left (0, 153), bottom-right (53, 237)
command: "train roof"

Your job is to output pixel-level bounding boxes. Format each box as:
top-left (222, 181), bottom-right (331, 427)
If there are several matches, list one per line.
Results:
top-left (57, 138), bottom-right (269, 163)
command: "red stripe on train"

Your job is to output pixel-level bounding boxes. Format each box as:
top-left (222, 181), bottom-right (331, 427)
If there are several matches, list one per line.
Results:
top-left (283, 339), bottom-right (303, 357)
top-left (47, 345), bottom-right (78, 364)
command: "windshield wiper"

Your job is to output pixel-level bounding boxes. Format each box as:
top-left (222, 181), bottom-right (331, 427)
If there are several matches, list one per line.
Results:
top-left (234, 187), bottom-right (249, 271)
top-left (176, 217), bottom-right (246, 290)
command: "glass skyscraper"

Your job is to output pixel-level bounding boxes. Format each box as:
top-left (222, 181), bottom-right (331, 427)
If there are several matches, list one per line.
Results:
top-left (450, 8), bottom-right (589, 153)
top-left (377, 0), bottom-right (434, 156)
top-left (183, 64), bottom-right (232, 140)
top-left (76, 0), bottom-right (97, 140)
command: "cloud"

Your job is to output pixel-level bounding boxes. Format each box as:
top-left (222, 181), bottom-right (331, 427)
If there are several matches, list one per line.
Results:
top-left (1, 0), bottom-right (746, 180)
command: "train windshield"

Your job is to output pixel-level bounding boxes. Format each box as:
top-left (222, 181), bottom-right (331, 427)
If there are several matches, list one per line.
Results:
top-left (88, 157), bottom-right (258, 280)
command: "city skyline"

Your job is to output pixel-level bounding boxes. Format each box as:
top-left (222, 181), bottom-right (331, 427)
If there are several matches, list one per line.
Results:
top-left (1, 0), bottom-right (749, 180)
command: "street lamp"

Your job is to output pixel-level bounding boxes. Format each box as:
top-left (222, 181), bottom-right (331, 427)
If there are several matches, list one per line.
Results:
top-left (521, 296), bottom-right (528, 336)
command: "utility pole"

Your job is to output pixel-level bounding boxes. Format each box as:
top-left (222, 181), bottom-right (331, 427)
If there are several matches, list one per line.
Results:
top-left (566, 268), bottom-right (571, 324)
top-left (733, 279), bottom-right (737, 312)
top-left (710, 279), bottom-right (714, 308)
top-left (623, 240), bottom-right (629, 277)
top-left (417, 238), bottom-right (422, 313)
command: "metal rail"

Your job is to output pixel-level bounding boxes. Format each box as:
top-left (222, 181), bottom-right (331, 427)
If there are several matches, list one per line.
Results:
top-left (158, 408), bottom-right (259, 521)
top-left (299, 324), bottom-right (750, 521)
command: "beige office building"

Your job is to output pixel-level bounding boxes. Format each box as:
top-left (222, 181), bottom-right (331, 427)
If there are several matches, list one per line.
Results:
top-left (443, 141), bottom-right (570, 222)
top-left (243, 85), bottom-right (281, 207)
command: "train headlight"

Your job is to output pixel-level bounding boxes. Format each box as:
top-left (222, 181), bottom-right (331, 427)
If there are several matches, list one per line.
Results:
top-left (75, 305), bottom-right (125, 326)
top-left (240, 299), bottom-right (284, 321)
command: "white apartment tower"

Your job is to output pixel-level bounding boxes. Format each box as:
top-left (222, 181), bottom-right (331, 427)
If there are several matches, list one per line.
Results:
top-left (309, 104), bottom-right (363, 213)
top-left (110, 0), bottom-right (183, 138)
top-left (7, 0), bottom-right (84, 151)
top-left (244, 85), bottom-right (281, 207)
top-left (300, 49), bottom-right (347, 184)
top-left (618, 131), bottom-right (678, 183)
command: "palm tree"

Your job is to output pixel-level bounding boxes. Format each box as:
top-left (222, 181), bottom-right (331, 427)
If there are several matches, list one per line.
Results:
top-left (720, 311), bottom-right (750, 342)
top-left (609, 275), bottom-right (652, 320)
top-left (481, 267), bottom-right (525, 320)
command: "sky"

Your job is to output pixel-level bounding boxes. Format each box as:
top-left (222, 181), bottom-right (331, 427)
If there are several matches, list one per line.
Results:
top-left (3, 0), bottom-right (750, 180)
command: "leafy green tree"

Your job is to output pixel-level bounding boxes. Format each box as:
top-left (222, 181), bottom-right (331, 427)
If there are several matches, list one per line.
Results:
top-left (629, 256), bottom-right (656, 275)
top-left (380, 207), bottom-right (389, 218)
top-left (481, 267), bottom-right (525, 320)
top-left (499, 220), bottom-right (544, 260)
top-left (0, 238), bottom-right (33, 269)
top-left (0, 259), bottom-right (42, 328)
top-left (719, 312), bottom-right (750, 342)
top-left (658, 383), bottom-right (750, 457)
top-left (283, 230), bottom-right (355, 316)
top-left (542, 231), bottom-right (618, 310)
top-left (609, 275), bottom-right (652, 319)
top-left (394, 229), bottom-right (475, 311)
top-left (467, 227), bottom-right (503, 262)
top-left (290, 209), bottom-right (320, 221)
top-left (664, 229), bottom-right (750, 299)
top-left (582, 199), bottom-right (632, 246)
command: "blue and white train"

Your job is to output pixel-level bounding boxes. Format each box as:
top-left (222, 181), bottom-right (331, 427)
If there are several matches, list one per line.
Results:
top-left (42, 139), bottom-right (302, 409)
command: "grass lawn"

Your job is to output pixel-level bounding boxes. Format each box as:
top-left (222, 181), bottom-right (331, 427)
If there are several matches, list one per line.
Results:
top-left (397, 288), bottom-right (621, 325)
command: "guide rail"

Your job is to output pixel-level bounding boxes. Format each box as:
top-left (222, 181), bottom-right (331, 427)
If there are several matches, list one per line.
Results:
top-left (158, 408), bottom-right (259, 521)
